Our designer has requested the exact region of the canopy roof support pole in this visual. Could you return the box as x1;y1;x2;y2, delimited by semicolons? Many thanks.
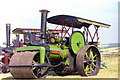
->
84;25;99;43
86;28;93;42
92;25;99;43
61;27;71;40
84;26;88;43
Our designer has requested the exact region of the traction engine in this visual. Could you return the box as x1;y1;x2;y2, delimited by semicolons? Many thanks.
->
8;10;110;79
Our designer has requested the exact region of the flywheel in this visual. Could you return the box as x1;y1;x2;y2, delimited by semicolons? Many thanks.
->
9;51;49;79
76;45;101;76
70;31;85;54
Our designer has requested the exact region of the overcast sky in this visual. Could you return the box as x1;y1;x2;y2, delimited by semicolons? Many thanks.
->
0;0;119;46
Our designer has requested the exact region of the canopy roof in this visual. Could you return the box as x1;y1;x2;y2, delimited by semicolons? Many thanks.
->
47;15;110;28
12;28;40;34
12;28;67;34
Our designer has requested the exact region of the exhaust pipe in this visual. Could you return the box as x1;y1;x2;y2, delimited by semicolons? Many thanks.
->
6;24;11;48
39;10;50;44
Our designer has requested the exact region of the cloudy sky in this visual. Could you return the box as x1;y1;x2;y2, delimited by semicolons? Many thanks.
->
0;0;119;46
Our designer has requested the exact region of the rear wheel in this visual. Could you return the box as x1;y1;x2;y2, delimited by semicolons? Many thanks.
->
76;45;101;76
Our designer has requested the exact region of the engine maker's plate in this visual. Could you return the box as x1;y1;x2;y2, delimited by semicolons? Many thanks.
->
70;31;85;54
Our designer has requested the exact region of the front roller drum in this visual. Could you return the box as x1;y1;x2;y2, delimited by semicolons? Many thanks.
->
76;45;101;76
9;51;49;79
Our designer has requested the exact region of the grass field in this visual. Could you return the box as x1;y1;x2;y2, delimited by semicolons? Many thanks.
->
0;47;119;79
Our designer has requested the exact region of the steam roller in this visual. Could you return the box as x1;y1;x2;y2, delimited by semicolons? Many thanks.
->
7;8;111;79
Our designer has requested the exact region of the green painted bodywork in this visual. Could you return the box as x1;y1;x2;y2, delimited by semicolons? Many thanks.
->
16;45;68;63
65;59;70;65
49;45;68;60
56;37;61;44
16;46;45;63
71;32;85;54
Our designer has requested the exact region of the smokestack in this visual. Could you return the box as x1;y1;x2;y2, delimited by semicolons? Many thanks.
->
39;9;50;43
6;23;11;48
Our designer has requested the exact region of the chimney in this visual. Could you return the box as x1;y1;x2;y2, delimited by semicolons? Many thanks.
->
6;23;11;48
39;9;50;44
